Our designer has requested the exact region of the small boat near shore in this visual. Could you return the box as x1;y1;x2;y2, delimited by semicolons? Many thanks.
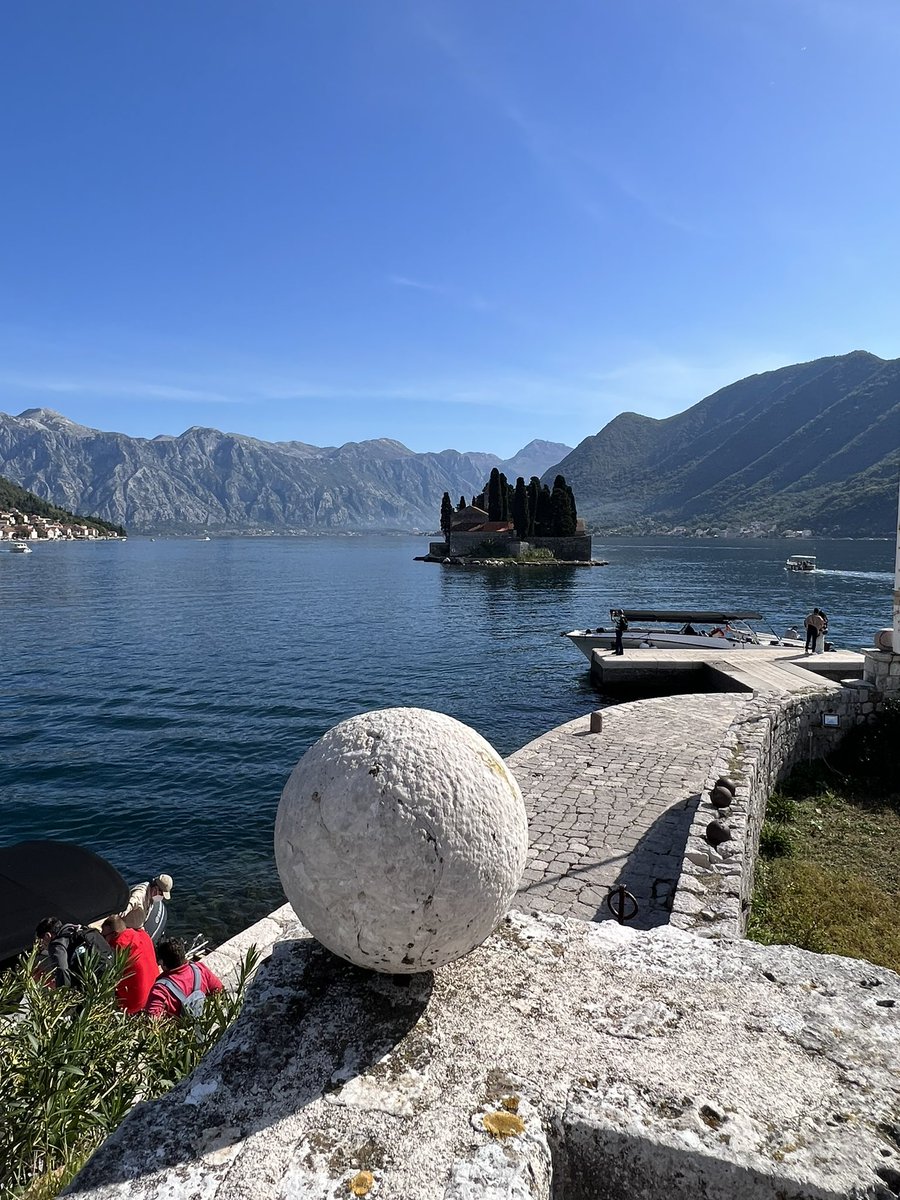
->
563;609;807;662
785;554;816;572
7;541;32;554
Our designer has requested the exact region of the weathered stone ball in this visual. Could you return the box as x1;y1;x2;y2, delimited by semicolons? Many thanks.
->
711;786;734;809
274;707;529;974
714;776;737;795
706;819;732;846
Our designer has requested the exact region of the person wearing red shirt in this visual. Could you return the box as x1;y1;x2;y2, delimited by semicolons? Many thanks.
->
144;937;223;1018
101;915;159;1014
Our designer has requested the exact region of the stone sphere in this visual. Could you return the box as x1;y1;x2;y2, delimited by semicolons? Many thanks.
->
706;819;732;847
710;786;734;810
274;707;529;974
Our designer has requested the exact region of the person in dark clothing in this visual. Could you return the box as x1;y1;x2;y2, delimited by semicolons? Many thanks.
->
35;916;114;989
612;609;628;656
804;608;824;654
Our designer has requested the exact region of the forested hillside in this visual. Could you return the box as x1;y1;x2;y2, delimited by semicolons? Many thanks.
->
551;351;900;536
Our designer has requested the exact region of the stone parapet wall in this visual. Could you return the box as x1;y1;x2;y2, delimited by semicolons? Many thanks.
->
69;911;900;1200
863;647;900;698
670;685;874;937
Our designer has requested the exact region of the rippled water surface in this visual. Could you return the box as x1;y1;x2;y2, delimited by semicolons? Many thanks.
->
1;534;893;942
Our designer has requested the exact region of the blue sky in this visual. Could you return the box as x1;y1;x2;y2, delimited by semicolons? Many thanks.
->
1;1;898;457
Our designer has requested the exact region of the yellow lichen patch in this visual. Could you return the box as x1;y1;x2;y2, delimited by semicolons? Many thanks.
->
349;1170;375;1196
476;749;508;779
500;1095;520;1113
483;1111;526;1139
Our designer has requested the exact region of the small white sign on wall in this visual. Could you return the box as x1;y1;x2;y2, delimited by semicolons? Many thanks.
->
822;713;840;728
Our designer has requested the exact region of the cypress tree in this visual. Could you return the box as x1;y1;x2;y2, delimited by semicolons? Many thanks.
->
537;484;552;535
440;492;454;536
499;472;510;521
527;477;541;536
550;475;577;536
487;468;502;521
512;477;529;538
457;495;466;511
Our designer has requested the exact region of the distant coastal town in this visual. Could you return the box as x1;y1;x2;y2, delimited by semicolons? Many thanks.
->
0;507;126;543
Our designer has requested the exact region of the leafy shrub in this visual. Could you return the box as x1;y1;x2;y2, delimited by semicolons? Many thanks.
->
0;945;260;1199
765;792;797;825
758;821;793;859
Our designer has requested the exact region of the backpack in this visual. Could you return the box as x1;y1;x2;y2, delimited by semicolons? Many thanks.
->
64;925;116;982
159;964;206;1017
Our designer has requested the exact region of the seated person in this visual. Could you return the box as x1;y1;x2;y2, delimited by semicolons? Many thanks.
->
101;915;159;1014
144;938;223;1019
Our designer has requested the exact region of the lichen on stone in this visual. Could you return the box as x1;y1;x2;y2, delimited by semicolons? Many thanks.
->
348;1168;375;1195
482;1110;526;1139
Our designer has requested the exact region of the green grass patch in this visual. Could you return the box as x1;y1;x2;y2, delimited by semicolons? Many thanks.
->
748;702;900;973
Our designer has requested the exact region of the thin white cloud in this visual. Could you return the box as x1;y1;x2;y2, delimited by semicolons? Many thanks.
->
389;274;448;294
388;273;494;313
0;372;237;405
416;5;707;237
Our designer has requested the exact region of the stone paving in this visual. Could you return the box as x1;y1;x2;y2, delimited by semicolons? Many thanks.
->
509;694;750;929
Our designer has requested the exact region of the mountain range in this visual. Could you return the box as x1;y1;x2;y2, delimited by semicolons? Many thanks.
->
0;409;570;533
1;350;898;536
555;350;900;536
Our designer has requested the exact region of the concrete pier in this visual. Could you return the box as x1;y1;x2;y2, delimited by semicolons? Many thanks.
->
590;644;865;695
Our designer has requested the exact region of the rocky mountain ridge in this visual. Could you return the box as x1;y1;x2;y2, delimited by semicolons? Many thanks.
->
0;409;571;533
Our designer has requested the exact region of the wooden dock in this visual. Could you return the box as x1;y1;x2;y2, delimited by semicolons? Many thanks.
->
590;645;866;696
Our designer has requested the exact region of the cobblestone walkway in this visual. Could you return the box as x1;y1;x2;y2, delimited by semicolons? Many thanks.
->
509;694;749;929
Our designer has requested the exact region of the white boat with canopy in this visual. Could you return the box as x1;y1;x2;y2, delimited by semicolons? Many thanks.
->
785;554;816;572
563;609;806;662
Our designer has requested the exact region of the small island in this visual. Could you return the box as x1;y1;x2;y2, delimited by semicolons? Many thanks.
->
419;470;607;566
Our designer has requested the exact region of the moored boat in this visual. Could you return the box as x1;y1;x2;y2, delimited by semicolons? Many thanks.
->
563;609;806;662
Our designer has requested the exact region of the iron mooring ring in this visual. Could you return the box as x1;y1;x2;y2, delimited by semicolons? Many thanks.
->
605;884;639;925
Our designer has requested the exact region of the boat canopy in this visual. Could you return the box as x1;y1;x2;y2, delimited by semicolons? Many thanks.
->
618;610;764;624
786;555;816;562
0;840;129;962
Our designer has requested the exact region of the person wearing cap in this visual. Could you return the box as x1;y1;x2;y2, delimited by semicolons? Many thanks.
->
121;874;173;931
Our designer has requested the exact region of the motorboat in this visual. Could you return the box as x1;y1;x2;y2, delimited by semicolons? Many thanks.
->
785;554;816;572
563;609;806;662
8;540;32;553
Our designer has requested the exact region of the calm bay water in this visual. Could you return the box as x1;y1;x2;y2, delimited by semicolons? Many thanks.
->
1;533;893;943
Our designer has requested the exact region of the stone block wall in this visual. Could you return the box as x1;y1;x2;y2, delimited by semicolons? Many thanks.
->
863;647;900;699
527;534;593;561
443;531;594;560
669;686;874;937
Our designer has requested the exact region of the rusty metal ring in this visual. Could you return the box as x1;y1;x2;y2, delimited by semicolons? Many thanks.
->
605;885;639;924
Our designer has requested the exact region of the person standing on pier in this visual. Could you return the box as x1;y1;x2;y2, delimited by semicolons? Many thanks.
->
612;609;628;656
804;608;824;654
